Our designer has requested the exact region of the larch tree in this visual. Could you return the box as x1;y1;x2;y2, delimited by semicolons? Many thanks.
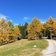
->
27;17;43;40
52;22;56;36
14;25;21;40
44;16;55;28
0;18;9;44
44;16;55;39
7;20;14;29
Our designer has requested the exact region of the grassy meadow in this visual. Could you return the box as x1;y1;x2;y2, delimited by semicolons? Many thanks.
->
0;39;48;56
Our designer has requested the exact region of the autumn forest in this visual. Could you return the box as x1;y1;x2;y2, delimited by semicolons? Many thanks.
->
0;16;56;45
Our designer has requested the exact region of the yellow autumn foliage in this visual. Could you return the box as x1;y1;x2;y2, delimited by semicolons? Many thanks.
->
27;17;43;40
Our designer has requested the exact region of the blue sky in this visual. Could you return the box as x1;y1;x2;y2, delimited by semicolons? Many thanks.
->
0;0;56;25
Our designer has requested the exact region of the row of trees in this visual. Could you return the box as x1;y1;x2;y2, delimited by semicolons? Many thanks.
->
0;16;56;45
19;16;56;40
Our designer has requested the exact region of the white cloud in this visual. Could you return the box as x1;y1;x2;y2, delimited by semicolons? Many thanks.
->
0;14;7;20
41;21;45;24
14;24;19;26
23;17;28;20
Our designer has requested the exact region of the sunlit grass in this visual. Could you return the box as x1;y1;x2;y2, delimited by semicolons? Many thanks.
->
0;39;48;56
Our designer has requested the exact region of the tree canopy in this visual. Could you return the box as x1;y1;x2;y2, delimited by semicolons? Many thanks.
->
27;17;43;40
0;16;56;45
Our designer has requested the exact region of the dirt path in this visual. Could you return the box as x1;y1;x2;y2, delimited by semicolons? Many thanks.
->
42;39;56;56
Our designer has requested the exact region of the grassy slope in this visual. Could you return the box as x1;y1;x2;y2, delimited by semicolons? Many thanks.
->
0;39;48;56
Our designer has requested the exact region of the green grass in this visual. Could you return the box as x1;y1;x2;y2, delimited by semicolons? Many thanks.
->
0;39;48;56
25;40;48;49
